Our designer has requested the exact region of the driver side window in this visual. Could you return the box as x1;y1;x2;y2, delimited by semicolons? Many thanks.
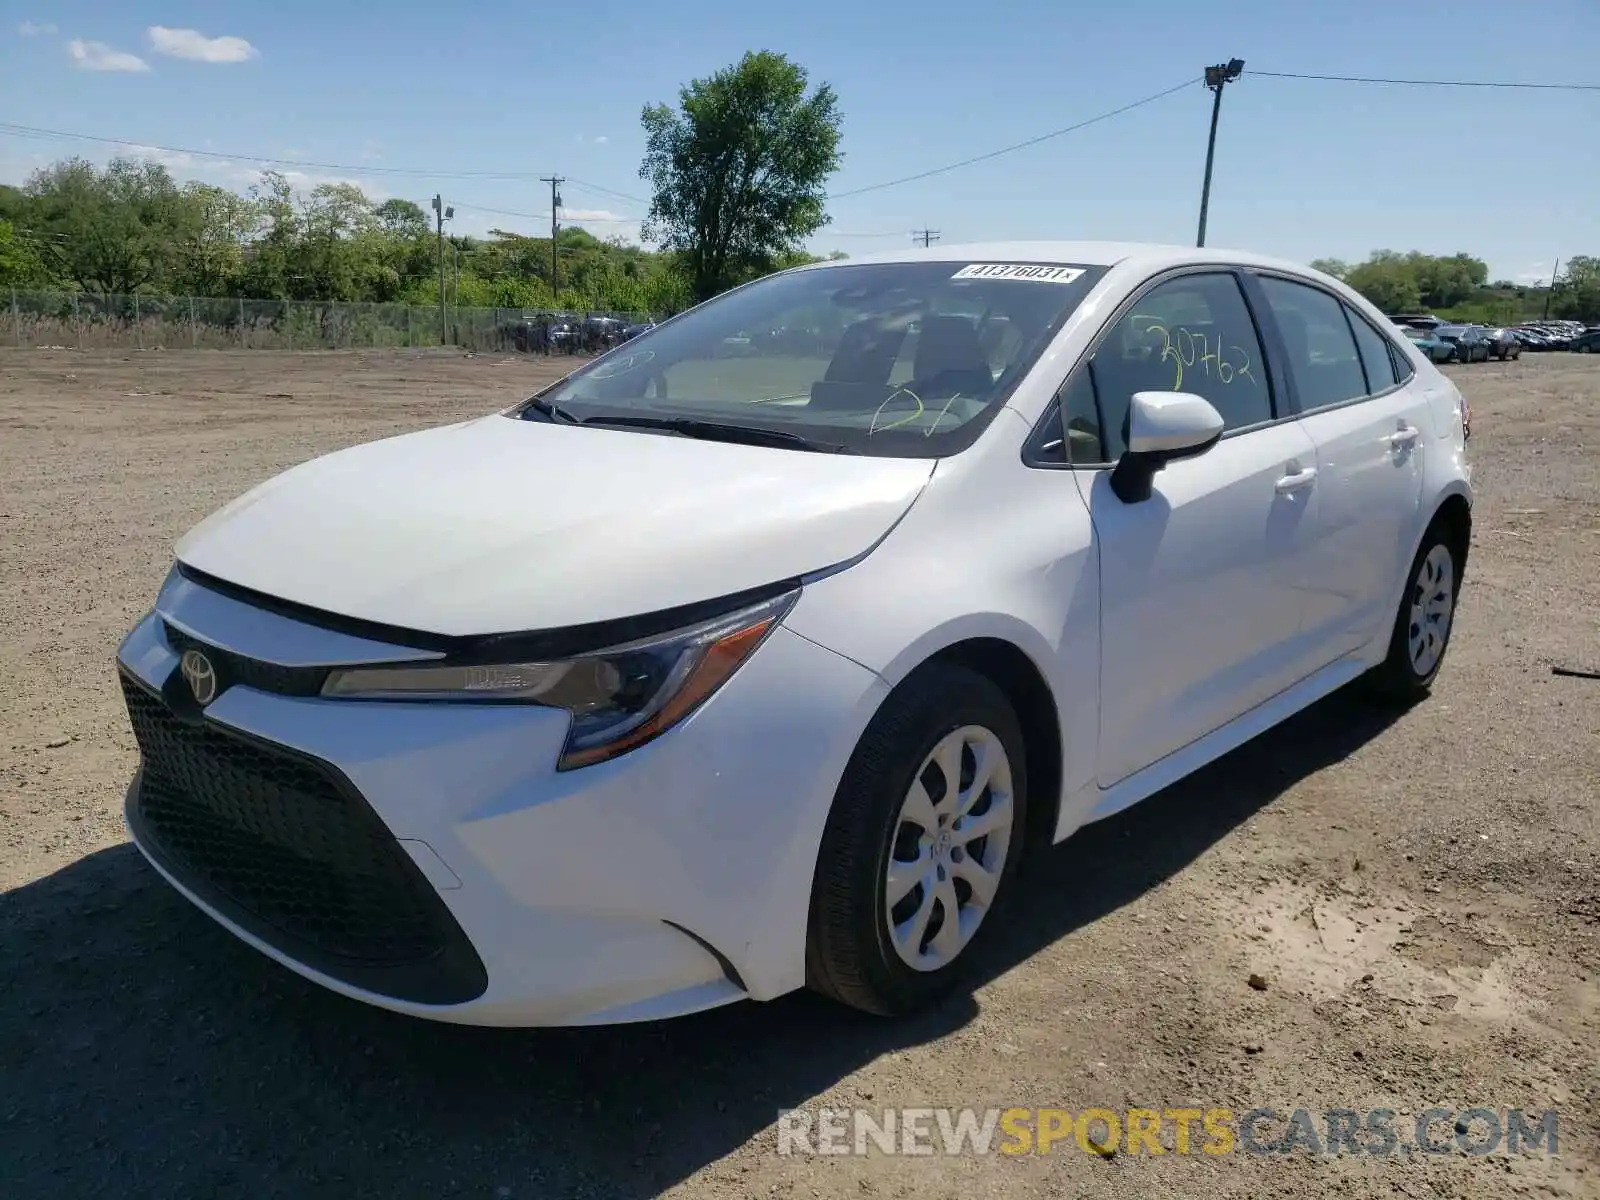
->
1072;273;1272;462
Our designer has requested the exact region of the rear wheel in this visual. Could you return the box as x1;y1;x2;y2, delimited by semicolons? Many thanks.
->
1368;524;1460;699
806;662;1029;1016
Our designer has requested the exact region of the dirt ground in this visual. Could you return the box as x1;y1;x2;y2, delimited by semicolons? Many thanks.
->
1;347;1596;1200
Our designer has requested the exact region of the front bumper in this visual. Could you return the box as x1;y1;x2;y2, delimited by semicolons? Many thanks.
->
115;575;888;1026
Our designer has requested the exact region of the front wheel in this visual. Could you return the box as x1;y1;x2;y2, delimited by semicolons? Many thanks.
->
1368;524;1460;699
806;662;1029;1016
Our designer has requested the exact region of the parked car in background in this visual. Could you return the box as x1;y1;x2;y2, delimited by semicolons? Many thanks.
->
1389;313;1443;330
583;316;629;349
1401;326;1454;363
1572;327;1600;353
1433;325;1491;363
113;241;1473;1027
1482;328;1522;361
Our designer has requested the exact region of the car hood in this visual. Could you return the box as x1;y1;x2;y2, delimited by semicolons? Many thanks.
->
175;413;935;637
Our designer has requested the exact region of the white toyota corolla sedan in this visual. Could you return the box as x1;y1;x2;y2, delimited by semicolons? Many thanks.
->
116;242;1472;1026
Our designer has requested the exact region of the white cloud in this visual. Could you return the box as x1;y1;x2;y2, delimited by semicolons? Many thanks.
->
562;207;626;222
19;20;58;35
68;40;152;72
1515;261;1557;286
117;143;196;170
595;135;609;145
147;25;258;63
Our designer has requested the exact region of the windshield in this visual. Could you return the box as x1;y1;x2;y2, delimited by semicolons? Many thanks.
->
512;259;1108;457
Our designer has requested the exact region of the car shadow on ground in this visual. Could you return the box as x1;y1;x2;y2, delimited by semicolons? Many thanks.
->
0;687;1409;1200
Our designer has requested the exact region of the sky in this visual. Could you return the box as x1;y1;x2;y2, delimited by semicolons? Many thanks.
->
2;0;1597;284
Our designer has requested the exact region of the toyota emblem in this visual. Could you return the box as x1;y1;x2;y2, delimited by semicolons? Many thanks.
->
179;648;218;706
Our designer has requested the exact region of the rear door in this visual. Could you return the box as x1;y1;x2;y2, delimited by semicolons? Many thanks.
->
1245;273;1427;661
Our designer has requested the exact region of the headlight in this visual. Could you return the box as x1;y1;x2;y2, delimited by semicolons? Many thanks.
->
320;588;799;770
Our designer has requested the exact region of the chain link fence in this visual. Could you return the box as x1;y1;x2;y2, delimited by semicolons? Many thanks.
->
6;289;660;356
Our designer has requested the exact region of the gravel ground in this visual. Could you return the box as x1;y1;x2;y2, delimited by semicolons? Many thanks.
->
1;348;1596;1200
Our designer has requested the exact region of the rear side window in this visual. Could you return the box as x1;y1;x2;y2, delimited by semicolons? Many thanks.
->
1346;307;1400;393
1256;276;1368;411
1389;338;1417;383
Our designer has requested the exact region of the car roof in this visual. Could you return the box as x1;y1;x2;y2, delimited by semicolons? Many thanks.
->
798;239;1333;278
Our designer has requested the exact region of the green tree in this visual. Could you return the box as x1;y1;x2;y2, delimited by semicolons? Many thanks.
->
639;50;843;302
0;217;49;286
1408;251;1487;308
23;157;189;293
374;198;430;239
1344;256;1422;313
1553;256;1600;322
1309;257;1349;280
169;182;259;296
238;171;301;298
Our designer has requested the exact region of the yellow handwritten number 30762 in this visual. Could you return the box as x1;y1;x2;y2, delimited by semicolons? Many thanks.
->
1135;320;1256;392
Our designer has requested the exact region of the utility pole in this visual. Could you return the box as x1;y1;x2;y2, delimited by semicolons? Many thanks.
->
1195;58;1245;248
431;194;453;343
1543;256;1561;320
912;228;940;248
541;175;565;295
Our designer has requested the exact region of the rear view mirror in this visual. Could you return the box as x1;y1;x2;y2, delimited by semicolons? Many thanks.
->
1110;391;1225;503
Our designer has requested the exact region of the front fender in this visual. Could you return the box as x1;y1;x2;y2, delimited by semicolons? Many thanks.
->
786;426;1101;812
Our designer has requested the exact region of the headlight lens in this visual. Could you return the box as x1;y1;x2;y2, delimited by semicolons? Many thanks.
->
320;588;799;770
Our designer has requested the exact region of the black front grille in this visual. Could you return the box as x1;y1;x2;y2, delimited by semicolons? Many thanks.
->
121;671;487;1004
163;623;329;697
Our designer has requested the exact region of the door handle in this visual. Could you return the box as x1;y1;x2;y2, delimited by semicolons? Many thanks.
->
1275;466;1317;494
1388;424;1420;447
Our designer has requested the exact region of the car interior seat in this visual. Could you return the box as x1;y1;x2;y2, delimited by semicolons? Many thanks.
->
907;314;995;399
809;317;910;410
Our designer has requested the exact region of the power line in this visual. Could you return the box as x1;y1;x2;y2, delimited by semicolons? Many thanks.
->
561;175;647;206
825;79;1196;199
451;201;633;224
911;228;940;248
1252;69;1600;91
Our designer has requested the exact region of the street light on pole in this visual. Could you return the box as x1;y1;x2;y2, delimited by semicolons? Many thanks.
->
1196;58;1244;249
431;195;453;344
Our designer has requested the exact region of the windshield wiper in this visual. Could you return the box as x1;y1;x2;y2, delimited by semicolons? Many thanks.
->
580;414;854;454
521;396;582;423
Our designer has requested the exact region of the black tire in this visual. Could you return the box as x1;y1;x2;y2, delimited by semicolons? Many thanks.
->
1367;521;1461;700
806;661;1029;1016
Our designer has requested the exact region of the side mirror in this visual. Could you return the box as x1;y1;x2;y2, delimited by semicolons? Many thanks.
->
1109;391;1225;504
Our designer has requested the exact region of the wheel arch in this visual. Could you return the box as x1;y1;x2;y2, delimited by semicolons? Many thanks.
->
873;632;1065;859
1430;487;1473;580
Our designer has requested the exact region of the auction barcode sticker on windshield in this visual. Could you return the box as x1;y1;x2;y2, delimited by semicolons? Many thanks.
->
951;263;1085;284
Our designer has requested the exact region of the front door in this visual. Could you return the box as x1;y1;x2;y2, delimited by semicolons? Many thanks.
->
1065;270;1324;786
